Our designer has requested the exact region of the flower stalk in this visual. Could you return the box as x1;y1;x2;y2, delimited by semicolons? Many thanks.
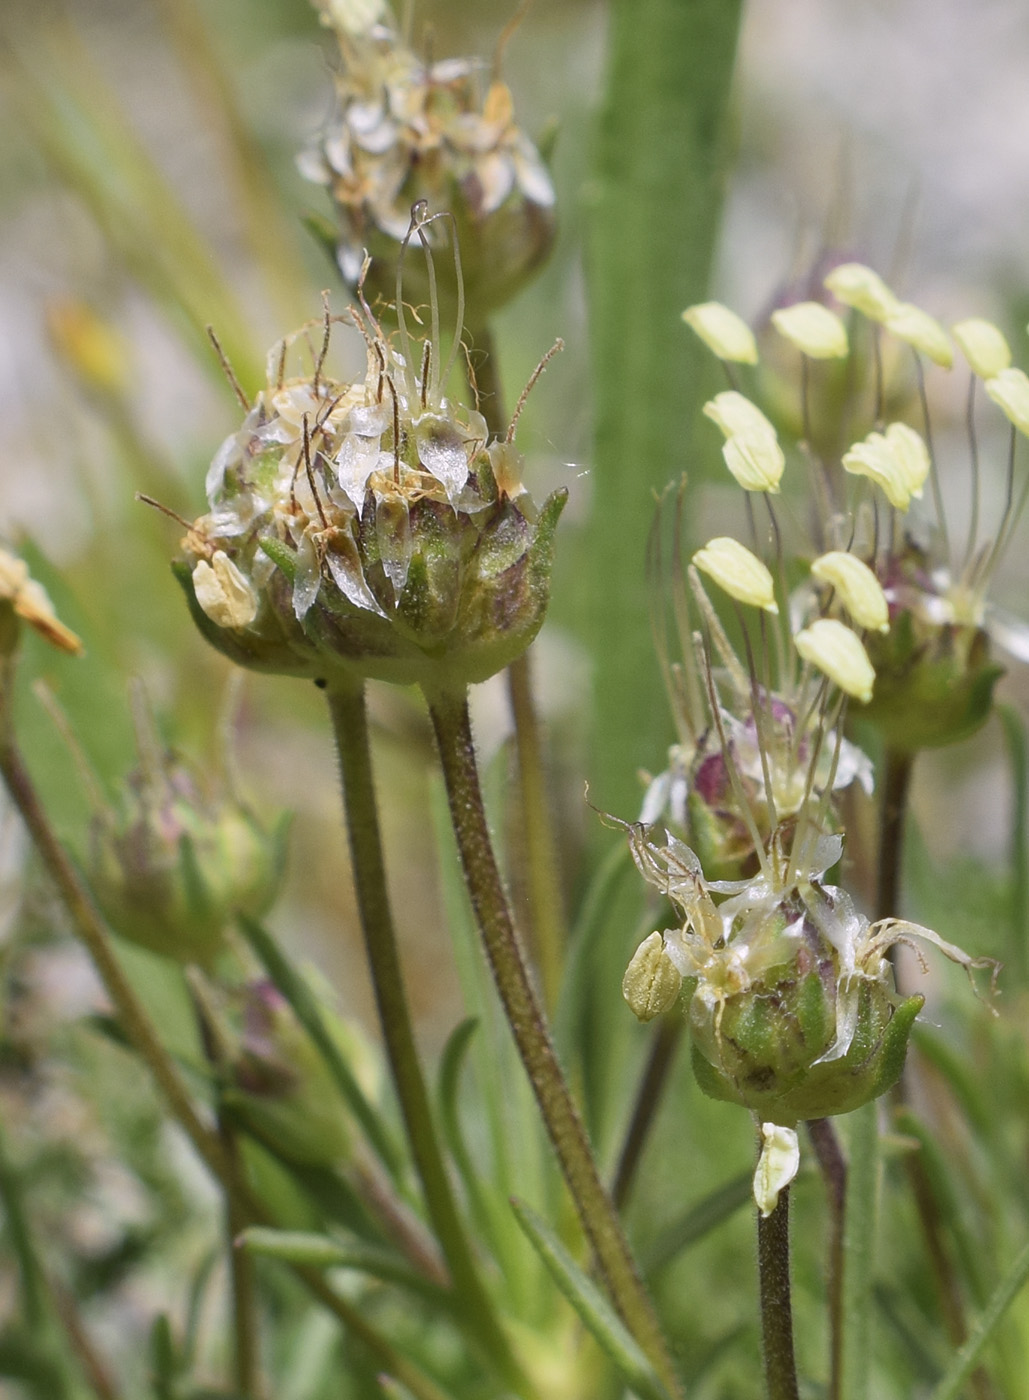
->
467;318;568;1010
325;676;527;1395
423;680;681;1398
758;1185;800;1400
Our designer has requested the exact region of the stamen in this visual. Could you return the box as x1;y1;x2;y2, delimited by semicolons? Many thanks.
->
206;327;250;410
302;415;329;529
696;626;770;880
313;290;332;397
963;371;982;572
395;204;427;403
734;599;778;834
506;340;564;443
688;565;749;699
420;339;432;408
913;348;950;562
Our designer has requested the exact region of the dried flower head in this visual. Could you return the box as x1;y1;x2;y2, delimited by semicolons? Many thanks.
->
300;0;555;320
179;216;565;690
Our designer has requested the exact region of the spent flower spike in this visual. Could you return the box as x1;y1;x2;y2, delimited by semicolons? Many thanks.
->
179;213;565;690
300;0;555;319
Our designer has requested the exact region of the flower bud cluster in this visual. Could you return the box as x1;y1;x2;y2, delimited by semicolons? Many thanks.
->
300;0;555;319
181;274;565;691
89;696;286;968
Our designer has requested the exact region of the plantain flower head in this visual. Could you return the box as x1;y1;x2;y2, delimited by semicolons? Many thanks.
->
300;0;555;321
180;222;565;691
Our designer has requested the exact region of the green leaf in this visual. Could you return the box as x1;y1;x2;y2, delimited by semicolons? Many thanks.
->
643;1171;753;1276
510;1197;675;1400
436;1018;508;1260
583;0;745;821
237;1228;448;1305
929;1237;1029;1400
238;913;403;1177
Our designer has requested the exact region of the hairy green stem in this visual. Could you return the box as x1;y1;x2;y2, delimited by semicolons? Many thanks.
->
612;1017;682;1211
424;682;681;1399
220;1118;261;1397
0;660;458;1400
758;1187;800;1400
325;677;527;1395
468;320;568;1009
807;1117;846;1400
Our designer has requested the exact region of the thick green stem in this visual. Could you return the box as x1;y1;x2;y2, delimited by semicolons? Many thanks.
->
758;1188;800;1400
424;682;681;1399
807;1117;846;1400
325;677;526;1395
220;1118;261;1397
467;320;568;1009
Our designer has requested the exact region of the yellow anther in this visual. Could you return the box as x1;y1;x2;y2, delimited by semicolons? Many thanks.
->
811;552;889;633
885;303;954;368
824;263;898;322
985;367;1029;436
682;302;758;364
771;302;848;359
794;618;875;703
952;318;1012;378
693;536;778;613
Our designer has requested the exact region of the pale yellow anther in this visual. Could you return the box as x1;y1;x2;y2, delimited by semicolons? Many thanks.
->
952;318;1011;378
842;430;913;511
753;1124;800;1218
811;552;890;633
885;422;931;500
703;390;776;440
824;263;898;322
885;303;954;368
770;302;848;359
682;302;758;364
622;932;683;1023
722;432;785;494
984;367;1029;436
192;551;259;629
794;618;875;703
692;537;778;613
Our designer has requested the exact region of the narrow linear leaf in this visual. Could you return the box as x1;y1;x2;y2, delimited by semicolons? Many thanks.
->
929;1237;1029;1400
510;1197;675;1400
238;913;403;1177
643;1172;753;1276
237;1228;446;1305
437;1018;512;1264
